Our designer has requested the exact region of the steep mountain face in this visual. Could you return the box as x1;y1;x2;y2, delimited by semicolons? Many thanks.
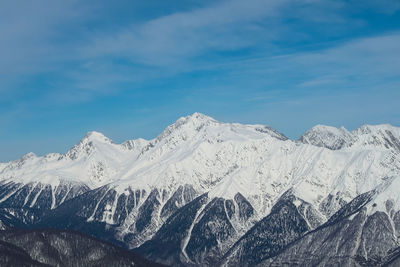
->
136;192;256;266
0;229;164;267
0;113;399;266
0;131;147;228
0;180;89;225
221;193;322;267
28;113;293;249
298;123;400;152
36;184;199;249
352;124;400;152
261;177;400;266
298;125;355;150
0;131;147;189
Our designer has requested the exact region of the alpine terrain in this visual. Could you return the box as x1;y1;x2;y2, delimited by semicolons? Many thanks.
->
1;112;399;266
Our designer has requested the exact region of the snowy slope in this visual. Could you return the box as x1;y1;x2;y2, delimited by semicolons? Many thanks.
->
298;124;355;150
365;175;400;215
106;115;400;220
114;113;288;193
260;175;400;267
0;131;148;213
4;113;398;203
132;121;400;264
117;116;400;256
351;124;400;151
299;123;400;152
0;131;147;188
0;113;399;259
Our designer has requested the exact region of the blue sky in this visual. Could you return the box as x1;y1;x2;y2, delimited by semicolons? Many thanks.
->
1;0;400;161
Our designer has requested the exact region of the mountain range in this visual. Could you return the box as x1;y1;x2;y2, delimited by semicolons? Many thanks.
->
1;112;399;266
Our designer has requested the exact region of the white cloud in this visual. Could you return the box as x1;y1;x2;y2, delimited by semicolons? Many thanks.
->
1;0;399;102
0;0;87;77
82;0;288;66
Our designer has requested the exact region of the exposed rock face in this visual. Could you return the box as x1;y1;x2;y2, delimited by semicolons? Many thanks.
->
261;209;400;266
259;184;400;267
222;197;310;267
0;180;89;226
135;192;258;266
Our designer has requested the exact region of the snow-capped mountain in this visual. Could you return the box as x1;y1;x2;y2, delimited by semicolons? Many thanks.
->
0;130;148;216
258;175;400;266
298;123;400;152
1;131;146;188
298;124;355;150
0;113;399;266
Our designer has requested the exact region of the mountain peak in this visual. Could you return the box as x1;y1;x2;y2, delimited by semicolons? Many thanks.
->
122;138;149;150
353;124;396;134
311;124;347;132
82;131;112;144
65;131;114;160
154;113;218;143
351;123;400;151
299;123;400;152
190;112;215;120
21;152;37;160
176;112;218;127
298;124;354;150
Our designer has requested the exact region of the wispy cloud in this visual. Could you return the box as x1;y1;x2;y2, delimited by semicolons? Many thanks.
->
221;32;400;87
0;0;87;76
81;0;288;66
2;0;398;102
